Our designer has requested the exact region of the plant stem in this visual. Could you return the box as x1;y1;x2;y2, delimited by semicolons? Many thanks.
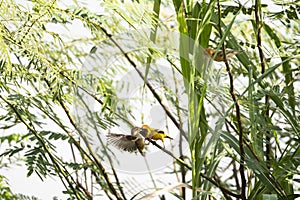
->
254;0;271;170
217;1;246;199
99;26;185;137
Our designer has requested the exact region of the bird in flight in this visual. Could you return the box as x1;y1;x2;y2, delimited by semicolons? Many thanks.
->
106;125;173;155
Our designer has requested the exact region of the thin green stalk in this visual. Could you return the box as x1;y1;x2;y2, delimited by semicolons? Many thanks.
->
144;0;161;83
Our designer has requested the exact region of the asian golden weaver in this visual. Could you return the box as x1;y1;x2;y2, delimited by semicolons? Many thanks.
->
140;124;173;148
106;125;173;155
204;48;243;62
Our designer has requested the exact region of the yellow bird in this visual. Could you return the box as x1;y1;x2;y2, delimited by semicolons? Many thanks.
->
106;125;173;155
106;127;145;155
140;125;173;148
204;48;243;62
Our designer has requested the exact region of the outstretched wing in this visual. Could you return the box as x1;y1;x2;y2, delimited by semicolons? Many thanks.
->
107;133;142;152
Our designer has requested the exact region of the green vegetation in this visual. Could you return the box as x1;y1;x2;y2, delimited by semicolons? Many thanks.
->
0;0;299;199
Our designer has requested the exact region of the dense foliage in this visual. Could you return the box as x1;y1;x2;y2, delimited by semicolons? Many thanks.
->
0;0;299;199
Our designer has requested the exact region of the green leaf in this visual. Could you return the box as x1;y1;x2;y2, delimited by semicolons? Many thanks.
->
263;23;281;48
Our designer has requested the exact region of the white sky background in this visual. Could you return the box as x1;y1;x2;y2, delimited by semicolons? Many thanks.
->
1;0;298;199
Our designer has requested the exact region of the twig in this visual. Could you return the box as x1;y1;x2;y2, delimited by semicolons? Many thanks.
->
140;183;206;200
76;180;93;200
232;160;241;192
172;65;186;199
42;78;122;200
216;1;246;199
147;138;241;199
254;0;266;74
145;138;191;170
200;173;241;199
98;26;185;136
254;0;271;170
0;95;82;200
59;101;123;200
77;92;127;200
214;174;233;200
59;70;135;128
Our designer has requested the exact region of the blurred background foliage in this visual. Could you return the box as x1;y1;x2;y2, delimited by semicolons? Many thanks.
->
0;0;299;199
